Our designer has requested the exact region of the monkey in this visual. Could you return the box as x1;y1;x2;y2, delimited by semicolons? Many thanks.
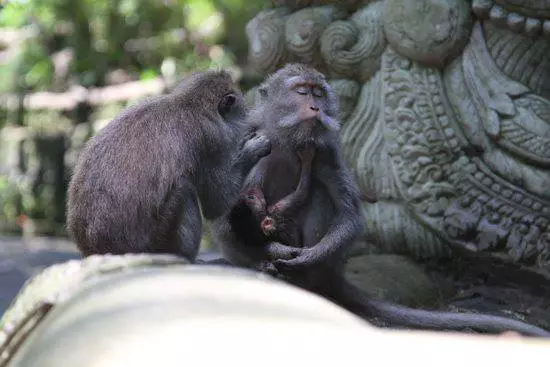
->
226;142;315;275
230;142;315;247
66;70;271;262
209;63;550;337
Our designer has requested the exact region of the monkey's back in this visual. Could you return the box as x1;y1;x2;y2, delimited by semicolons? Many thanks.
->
67;97;196;255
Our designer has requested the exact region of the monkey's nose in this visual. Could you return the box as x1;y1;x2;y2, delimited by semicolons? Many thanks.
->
309;105;319;112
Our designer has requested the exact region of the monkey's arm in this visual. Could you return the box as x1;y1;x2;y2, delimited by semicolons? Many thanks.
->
268;146;314;218
274;147;364;269
200;132;271;220
231;131;271;177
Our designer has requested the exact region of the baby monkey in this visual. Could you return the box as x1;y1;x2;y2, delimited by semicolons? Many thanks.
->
229;142;315;273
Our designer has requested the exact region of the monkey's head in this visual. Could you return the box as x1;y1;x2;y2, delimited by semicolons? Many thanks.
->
251;63;340;147
243;188;267;218
172;69;247;134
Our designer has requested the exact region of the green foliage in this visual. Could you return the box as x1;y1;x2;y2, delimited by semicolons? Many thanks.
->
0;0;270;235
0;175;21;223
0;1;28;28
0;0;269;92
139;68;159;81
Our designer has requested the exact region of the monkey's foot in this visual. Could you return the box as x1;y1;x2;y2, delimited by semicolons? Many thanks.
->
257;261;279;276
265;242;301;260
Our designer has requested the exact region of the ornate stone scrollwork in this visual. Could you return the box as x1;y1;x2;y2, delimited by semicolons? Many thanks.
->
320;1;386;82
285;6;347;70
383;0;473;67
247;7;293;74
246;0;550;273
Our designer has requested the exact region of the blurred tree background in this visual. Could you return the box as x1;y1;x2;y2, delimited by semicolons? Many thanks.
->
0;0;269;240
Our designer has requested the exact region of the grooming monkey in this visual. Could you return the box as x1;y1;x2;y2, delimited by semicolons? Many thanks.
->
211;63;550;337
67;70;271;262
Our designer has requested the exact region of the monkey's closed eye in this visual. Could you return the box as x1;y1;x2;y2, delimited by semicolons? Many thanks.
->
295;86;309;95
218;94;237;116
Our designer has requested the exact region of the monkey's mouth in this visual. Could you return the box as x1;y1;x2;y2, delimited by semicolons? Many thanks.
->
261;217;276;235
299;117;319;129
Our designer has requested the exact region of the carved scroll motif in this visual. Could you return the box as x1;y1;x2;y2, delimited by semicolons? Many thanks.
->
247;7;293;74
320;1;386;82
285;5;347;71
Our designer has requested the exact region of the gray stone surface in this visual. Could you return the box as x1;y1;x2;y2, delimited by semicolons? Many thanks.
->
0;236;80;314
0;236;224;316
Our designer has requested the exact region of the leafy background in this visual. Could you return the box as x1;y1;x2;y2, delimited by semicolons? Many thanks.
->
0;0;269;240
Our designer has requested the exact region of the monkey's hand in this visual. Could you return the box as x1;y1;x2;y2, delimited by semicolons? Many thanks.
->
257;261;279;276
234;132;271;174
242;131;271;158
273;247;323;270
265;242;301;260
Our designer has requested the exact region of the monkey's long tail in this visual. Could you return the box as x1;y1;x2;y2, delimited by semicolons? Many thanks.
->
338;281;550;337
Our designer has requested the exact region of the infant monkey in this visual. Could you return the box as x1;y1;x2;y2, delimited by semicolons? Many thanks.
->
228;142;315;273
232;142;315;247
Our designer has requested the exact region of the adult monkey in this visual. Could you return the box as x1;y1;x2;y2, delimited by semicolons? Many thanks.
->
67;70;271;262
211;64;550;337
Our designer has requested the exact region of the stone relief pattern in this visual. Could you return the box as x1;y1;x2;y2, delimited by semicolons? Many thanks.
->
320;2;387;82
246;7;293;74
381;48;465;257
246;0;550;270
472;0;550;39
285;6;347;71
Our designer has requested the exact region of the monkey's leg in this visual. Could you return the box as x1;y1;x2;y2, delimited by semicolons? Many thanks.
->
175;187;203;262
323;274;550;337
267;145;314;219
195;257;235;266
274;157;363;269
153;181;202;261
265;242;301;260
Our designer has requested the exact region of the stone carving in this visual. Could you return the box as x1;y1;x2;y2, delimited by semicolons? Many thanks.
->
285;6;347;70
320;1;386;82
383;0;473;67
270;0;374;12
245;0;550;273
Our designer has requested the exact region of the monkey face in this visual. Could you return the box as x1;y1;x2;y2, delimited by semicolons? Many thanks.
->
244;188;267;215
254;64;341;143
278;77;339;132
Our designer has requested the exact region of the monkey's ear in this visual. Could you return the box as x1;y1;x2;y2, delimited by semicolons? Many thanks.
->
218;93;237;116
258;87;268;99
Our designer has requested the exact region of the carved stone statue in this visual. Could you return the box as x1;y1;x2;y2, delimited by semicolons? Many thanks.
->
246;0;550;276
